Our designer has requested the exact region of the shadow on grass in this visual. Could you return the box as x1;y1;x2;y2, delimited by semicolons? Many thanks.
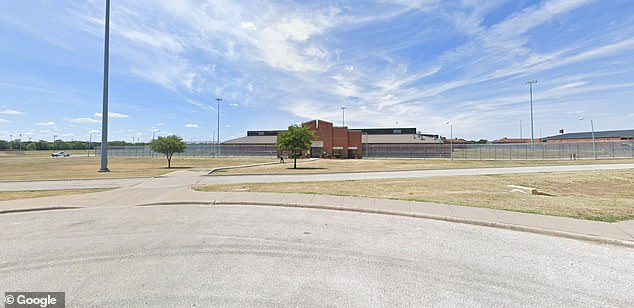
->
286;167;328;170
160;166;194;169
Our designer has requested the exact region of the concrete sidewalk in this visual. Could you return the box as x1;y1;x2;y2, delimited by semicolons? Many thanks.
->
2;163;633;190
1;183;633;248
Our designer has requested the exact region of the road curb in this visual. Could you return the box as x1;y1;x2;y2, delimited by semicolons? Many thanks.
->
134;200;634;249
207;159;320;175
0;206;82;214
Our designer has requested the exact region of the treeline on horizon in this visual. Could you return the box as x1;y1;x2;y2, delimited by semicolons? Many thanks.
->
0;140;147;151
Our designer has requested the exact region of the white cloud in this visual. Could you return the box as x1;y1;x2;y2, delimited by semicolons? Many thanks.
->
94;112;130;118
0;109;25;115
37;121;56;126
185;124;199;128
68;117;100;124
0;118;9;123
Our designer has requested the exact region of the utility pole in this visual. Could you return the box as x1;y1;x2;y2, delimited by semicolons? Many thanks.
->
99;0;111;172
526;80;538;150
341;106;347;126
215;98;222;157
579;118;597;160
446;122;453;160
215;98;222;144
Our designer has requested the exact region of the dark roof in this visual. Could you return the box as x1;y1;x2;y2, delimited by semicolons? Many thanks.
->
356;128;417;135
247;130;281;136
543;129;634;140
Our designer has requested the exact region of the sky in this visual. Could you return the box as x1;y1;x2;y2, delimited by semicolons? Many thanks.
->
1;0;633;143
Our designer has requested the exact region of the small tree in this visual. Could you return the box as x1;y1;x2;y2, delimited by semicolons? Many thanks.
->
150;135;187;168
277;124;315;169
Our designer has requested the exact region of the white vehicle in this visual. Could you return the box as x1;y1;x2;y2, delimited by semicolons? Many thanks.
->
51;151;71;157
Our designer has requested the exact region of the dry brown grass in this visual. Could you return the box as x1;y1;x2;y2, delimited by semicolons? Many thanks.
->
195;169;634;222
0;156;276;180
217;158;634;175
0;188;114;202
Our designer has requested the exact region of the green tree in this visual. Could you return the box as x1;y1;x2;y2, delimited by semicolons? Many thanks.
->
277;124;315;169
149;135;187;168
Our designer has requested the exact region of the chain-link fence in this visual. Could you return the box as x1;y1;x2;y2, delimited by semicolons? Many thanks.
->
365;140;634;159
96;143;278;158
95;140;634;160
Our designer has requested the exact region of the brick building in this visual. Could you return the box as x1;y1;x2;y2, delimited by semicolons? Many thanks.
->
223;119;444;158
303;119;362;158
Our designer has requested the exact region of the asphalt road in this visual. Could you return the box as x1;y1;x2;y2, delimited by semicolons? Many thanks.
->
1;205;633;306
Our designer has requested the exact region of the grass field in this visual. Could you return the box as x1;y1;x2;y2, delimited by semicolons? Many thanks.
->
216;157;634;175
0;188;114;202
0;155;276;180
194;169;634;222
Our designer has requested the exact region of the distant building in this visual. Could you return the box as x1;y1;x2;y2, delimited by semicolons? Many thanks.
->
493;138;541;144
542;129;634;143
223;119;445;158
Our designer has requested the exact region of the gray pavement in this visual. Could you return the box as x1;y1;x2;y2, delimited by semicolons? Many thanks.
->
0;164;633;247
2;205;633;306
0;177;146;191
2;163;634;190
200;162;634;184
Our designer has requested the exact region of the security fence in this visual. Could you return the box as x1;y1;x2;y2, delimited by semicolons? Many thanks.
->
362;140;634;159
95;140;634;160
97;143;278;158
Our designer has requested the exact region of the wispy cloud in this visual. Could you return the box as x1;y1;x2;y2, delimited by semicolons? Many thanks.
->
36;121;55;126
185;123;199;128
94;112;130;118
0;109;25;115
0;118;9;123
67;117;100;124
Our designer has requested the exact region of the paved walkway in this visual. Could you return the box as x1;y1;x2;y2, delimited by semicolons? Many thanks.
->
1;164;634;247
2;163;634;190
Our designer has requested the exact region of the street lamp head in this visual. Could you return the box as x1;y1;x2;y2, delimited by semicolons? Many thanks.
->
526;80;538;85
578;117;584;121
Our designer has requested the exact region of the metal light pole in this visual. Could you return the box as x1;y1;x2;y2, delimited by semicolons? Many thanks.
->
215;98;222;145
151;130;159;158
9;134;12;150
19;133;22;151
446;122;453;160
88;133;95;157
341;106;347;126
215;98;222;157
579;118;597;160
98;0;111;172
526;80;538;150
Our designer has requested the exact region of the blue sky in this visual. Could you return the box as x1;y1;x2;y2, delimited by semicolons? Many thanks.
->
1;0;633;142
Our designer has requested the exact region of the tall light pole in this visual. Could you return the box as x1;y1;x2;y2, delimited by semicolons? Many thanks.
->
446;121;453;160
341;106;347;126
9;134;12;150
520;120;523;140
215;98;222;157
19;133;22;151
89;132;99;157
98;0;111;172
579;118;597;160
526;80;538;150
